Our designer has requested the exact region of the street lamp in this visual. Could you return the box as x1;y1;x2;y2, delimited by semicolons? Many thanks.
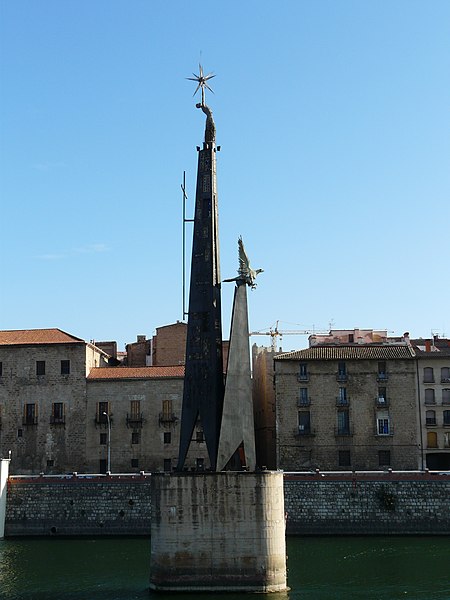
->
102;412;111;473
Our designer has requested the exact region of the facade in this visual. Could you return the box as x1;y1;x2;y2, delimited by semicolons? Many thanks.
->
0;329;108;474
274;342;420;471
86;365;209;473
411;337;450;470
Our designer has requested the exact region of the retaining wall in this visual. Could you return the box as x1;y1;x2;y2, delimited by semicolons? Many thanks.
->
4;471;450;537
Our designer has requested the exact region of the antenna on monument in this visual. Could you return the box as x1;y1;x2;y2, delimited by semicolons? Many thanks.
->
181;170;193;321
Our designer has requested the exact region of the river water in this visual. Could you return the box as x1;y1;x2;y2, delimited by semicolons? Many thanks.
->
0;536;449;600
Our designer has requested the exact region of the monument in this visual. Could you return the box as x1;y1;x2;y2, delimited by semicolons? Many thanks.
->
149;66;287;593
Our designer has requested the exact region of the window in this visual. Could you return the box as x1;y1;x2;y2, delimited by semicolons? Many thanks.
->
99;459;107;474
23;403;37;425
160;399;174;423
298;411;311;435
377;412;390;435
337;410;350;435
97;401;109;423
47;459;54;467
163;458;172;472
131;458;139;469
348;334;354;343
378;450;391;467
51;402;65;424
36;361;45;376
378;388;387;405
423;367;434;383
425;389;435;405
100;433;107;445
443;410;450;426
130;400;140;418
196;430;204;443
426;410;436;426
442;389;450;405
338;450;351;467
441;367;450;383
298;387;309;406
196;457;205;470
60;360;70;375
337;387;348;406
444;432;450;448
164;432;171;444
132;432;140;444
298;363;308;381
337;361;347;379
0;362;2;376
377;361;387;380
17;428;23;438
427;431;438;448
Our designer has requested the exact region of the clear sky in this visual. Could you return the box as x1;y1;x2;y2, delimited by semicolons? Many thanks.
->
1;1;449;351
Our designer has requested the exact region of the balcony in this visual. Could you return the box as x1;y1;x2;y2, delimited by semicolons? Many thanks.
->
376;396;389;408
22;416;38;426
50;415;65;425
336;397;349;407
295;426;315;437
426;418;437;426
159;412;178;426
297;373;309;382
336;372;348;383
377;372;389;382
297;398;311;407
441;377;450;384
334;425;353;436
126;412;143;428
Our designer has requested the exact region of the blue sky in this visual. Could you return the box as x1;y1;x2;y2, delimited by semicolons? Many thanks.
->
1;1;449;351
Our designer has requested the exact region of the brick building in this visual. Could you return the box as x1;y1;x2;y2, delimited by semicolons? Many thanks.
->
273;341;420;471
411;336;450;470
0;329;108;474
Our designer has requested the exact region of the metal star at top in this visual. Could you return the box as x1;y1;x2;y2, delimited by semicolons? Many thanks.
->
187;64;215;105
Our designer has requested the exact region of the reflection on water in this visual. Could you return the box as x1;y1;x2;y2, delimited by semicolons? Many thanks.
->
0;536;449;600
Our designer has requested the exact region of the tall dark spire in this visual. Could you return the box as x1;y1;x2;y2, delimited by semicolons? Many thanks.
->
177;67;224;471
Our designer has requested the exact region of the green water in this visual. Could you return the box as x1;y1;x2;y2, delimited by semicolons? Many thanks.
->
0;537;449;599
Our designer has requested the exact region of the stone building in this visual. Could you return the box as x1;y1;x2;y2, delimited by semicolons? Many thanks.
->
86;365;209;473
273;342;420;471
411;336;450;470
252;344;277;469
0;329;108;474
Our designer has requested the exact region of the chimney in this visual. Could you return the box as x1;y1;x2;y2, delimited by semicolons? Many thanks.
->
403;332;410;345
425;340;431;352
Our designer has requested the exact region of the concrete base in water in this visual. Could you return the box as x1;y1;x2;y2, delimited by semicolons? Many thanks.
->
149;471;287;592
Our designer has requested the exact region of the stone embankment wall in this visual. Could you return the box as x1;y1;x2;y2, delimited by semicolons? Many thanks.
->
4;471;450;537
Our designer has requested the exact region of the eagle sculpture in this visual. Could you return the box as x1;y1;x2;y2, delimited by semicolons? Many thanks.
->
224;236;264;289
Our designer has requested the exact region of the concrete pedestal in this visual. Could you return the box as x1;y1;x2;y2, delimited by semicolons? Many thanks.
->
149;471;287;592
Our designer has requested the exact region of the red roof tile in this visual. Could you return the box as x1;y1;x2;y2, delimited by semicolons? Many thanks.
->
88;366;185;380
275;344;415;361
0;328;84;346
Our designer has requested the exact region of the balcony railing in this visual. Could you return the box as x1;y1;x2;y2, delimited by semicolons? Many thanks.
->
336;372;348;382
336;397;349;407
50;415;65;425
159;412;178;426
297;398;311;407
441;377;450;384
126;412;143;427
377;372;389;382
335;426;353;436
297;373;309;382
295;426;315;436
22;416;38;426
376;396;389;407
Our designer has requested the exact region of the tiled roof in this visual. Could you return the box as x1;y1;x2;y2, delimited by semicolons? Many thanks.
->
88;366;185;380
275;344;415;361
0;328;84;346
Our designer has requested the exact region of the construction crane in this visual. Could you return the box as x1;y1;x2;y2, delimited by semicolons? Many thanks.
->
249;321;329;352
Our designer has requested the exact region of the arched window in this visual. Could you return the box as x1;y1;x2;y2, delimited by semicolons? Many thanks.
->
427;431;438;448
425;389;435;404
443;410;450;426
423;367;434;383
426;410;436;425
